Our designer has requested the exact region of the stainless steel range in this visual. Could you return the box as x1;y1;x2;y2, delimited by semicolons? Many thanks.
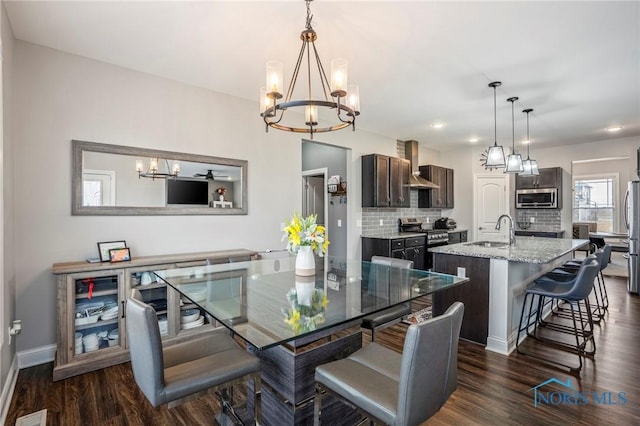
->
399;218;449;270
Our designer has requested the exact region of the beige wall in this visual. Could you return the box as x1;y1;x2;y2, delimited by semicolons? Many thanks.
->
10;40;396;354
1;0;16;417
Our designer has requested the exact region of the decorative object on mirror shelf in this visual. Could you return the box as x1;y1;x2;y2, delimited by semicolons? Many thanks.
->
135;157;180;180
215;186;227;202
97;240;127;262
282;280;328;334
109;247;131;263
519;108;540;176
485;81;506;168
282;211;329;276
504;97;524;173
259;0;360;139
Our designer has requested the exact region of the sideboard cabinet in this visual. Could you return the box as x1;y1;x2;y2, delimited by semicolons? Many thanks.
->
52;248;256;380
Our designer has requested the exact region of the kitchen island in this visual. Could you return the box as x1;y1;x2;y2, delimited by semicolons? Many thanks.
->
430;237;589;355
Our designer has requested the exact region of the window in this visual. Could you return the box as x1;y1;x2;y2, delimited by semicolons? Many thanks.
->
573;175;617;232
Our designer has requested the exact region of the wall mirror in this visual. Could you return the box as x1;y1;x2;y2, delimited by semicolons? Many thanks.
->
72;140;248;215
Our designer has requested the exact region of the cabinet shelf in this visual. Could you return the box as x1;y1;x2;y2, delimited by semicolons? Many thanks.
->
75;289;118;300
75;317;119;332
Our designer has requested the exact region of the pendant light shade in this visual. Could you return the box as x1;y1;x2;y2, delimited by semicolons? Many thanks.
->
504;97;524;174
519;108;540;176
486;81;506;168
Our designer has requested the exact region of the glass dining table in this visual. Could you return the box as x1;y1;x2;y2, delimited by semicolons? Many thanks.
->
152;255;468;425
152;255;468;350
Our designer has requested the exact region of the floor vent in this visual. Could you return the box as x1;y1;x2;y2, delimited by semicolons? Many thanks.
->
15;409;47;426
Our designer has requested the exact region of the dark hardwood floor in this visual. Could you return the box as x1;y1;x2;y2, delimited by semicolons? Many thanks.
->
6;276;639;425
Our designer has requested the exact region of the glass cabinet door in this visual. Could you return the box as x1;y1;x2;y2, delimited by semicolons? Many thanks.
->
71;269;125;359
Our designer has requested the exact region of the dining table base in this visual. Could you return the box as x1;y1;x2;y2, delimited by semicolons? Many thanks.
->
246;326;363;425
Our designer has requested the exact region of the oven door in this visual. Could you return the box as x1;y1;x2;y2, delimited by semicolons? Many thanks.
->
426;241;449;271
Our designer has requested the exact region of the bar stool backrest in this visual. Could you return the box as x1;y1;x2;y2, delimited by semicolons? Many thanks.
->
595;245;612;271
567;257;600;301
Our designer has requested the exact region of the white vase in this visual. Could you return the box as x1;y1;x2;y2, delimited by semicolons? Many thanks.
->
295;245;315;276
219;195;224;202
295;275;315;306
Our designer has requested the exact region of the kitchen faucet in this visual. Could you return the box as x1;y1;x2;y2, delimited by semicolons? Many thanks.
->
496;214;516;245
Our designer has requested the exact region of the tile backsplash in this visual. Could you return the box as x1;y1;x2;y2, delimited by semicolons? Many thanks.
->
362;191;442;233
515;209;562;231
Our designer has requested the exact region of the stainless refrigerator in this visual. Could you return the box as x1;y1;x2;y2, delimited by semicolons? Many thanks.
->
626;180;640;294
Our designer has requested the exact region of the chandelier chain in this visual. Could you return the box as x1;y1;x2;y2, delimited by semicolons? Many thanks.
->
305;0;313;30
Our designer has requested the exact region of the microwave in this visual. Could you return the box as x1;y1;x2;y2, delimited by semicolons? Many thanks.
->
516;188;558;209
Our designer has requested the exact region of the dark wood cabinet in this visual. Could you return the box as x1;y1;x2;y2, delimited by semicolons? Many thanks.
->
362;154;410;207
362;235;426;270
516;167;562;189
417;165;454;208
432;253;489;344
514;230;565;238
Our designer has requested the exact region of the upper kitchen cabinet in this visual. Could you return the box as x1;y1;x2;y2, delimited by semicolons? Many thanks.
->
362;154;410;207
516;167;562;189
418;165;454;208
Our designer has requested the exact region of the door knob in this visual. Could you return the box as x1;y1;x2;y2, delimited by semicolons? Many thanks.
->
478;227;485;230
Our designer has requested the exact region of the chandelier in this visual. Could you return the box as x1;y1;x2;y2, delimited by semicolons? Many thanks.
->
259;0;360;139
135;158;180;180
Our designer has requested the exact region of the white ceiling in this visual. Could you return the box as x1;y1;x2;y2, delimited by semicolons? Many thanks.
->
5;1;639;152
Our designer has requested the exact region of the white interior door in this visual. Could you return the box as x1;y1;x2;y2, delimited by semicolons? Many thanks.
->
82;169;116;206
302;172;326;226
474;174;508;241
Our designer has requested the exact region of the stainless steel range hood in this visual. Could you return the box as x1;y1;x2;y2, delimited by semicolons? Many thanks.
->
403;140;439;189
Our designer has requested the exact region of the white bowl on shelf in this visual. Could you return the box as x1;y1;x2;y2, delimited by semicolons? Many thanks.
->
181;316;205;330
180;309;200;324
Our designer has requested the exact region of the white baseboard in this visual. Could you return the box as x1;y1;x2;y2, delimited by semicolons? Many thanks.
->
0;355;18;426
17;344;56;369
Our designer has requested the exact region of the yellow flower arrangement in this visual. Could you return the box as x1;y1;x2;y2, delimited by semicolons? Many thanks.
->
282;287;329;334
282;212;330;256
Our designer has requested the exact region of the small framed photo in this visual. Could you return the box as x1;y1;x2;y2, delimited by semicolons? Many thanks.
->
109;247;131;263
97;240;127;262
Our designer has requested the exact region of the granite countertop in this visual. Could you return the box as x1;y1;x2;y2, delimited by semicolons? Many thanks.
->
361;231;426;239
430;237;589;264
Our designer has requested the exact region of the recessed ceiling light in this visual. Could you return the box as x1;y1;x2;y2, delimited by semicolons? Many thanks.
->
607;126;622;132
431;122;444;129
522;139;530;145
468;138;478;143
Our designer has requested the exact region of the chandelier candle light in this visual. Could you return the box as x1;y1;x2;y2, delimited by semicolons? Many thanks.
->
282;212;329;276
486;81;506;167
520;108;540;176
135;158;180;180
260;0;360;139
504;97;524;174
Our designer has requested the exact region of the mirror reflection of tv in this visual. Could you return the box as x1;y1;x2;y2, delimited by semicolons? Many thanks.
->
166;179;209;206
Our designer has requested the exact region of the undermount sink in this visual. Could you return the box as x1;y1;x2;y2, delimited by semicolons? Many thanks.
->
465;241;510;248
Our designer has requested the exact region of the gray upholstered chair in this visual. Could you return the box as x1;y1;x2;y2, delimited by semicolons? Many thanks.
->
314;301;464;426
126;289;261;420
361;256;414;341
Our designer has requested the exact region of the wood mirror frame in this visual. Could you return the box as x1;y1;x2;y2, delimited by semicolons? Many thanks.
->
72;140;248;215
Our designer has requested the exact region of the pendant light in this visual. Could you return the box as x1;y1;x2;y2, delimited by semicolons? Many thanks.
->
486;81;505;167
504;97;524;173
520;108;540;176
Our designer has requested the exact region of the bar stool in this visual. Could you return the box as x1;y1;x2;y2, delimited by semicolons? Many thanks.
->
516;257;599;374
543;245;611;320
